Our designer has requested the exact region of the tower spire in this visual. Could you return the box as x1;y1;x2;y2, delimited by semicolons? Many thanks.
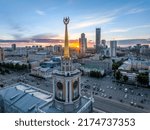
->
63;17;70;58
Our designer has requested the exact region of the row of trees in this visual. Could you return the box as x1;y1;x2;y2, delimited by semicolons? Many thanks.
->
0;62;30;72
89;70;103;78
114;71;129;82
137;73;149;86
114;70;149;86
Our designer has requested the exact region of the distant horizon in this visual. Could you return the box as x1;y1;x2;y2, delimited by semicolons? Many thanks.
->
0;38;150;48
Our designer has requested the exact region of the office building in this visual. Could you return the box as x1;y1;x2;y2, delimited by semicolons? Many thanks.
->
101;39;106;47
0;47;4;62
96;28;101;53
79;33;87;54
110;40;117;57
12;44;16;51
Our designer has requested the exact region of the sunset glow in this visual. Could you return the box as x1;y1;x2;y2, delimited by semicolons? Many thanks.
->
69;42;79;48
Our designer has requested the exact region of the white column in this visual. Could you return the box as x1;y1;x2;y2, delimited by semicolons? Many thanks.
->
79;76;81;96
69;80;72;103
52;78;55;98
65;81;68;103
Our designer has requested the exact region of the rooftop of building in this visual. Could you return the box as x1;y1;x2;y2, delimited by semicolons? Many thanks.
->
0;82;92;113
81;64;104;72
32;67;52;72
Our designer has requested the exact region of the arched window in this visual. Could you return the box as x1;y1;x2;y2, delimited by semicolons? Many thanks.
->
57;82;63;90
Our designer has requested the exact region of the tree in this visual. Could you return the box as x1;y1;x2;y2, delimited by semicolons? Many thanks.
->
9;63;15;70
112;63;119;71
90;70;102;78
22;64;27;69
115;71;122;80
15;63;21;70
112;61;123;71
123;75;128;82
137;73;149;86
28;63;31;70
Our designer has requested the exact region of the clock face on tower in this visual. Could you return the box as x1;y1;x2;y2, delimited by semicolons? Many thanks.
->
57;82;63;90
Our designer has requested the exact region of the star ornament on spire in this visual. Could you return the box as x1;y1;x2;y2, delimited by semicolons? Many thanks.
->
63;17;70;25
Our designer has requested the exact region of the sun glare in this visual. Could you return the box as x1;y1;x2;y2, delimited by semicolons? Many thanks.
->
69;42;79;48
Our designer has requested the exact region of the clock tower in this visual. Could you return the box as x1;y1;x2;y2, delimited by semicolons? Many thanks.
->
52;17;81;112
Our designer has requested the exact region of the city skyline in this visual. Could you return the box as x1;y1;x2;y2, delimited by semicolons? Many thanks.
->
0;7;150;114
0;0;150;47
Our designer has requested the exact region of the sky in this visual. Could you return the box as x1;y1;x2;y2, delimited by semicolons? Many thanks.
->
0;0;150;45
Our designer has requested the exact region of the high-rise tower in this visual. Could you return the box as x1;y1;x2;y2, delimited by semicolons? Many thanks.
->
0;47;4;62
96;28;101;53
79;33;87;54
52;17;93;112
110;40;117;57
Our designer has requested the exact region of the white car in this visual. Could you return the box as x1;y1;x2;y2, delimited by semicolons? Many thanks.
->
102;89;105;92
124;88;128;93
124;94;128;99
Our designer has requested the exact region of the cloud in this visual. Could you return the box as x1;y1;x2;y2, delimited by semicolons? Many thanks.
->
7;32;61;40
8;21;25;32
7;22;26;40
70;17;115;30
132;24;150;29
70;7;128;30
126;8;147;14
106;29;130;33
29;33;60;39
36;10;46;16
105;24;150;33
10;33;24;40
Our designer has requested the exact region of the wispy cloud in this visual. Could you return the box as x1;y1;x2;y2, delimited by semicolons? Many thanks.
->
126;8;147;14
106;29;130;33
133;24;150;29
70;17;115;30
105;24;150;33
35;10;46;16
70;6;129;30
29;33;60;39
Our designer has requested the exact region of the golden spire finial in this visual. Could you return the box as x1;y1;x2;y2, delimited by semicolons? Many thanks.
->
63;17;70;58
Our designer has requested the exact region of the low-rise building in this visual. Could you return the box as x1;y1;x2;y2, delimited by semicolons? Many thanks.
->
31;67;53;78
40;57;61;68
119;59;150;71
80;58;112;74
121;71;137;81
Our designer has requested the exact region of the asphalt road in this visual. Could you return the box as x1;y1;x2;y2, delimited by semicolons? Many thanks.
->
93;95;149;113
81;75;150;111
